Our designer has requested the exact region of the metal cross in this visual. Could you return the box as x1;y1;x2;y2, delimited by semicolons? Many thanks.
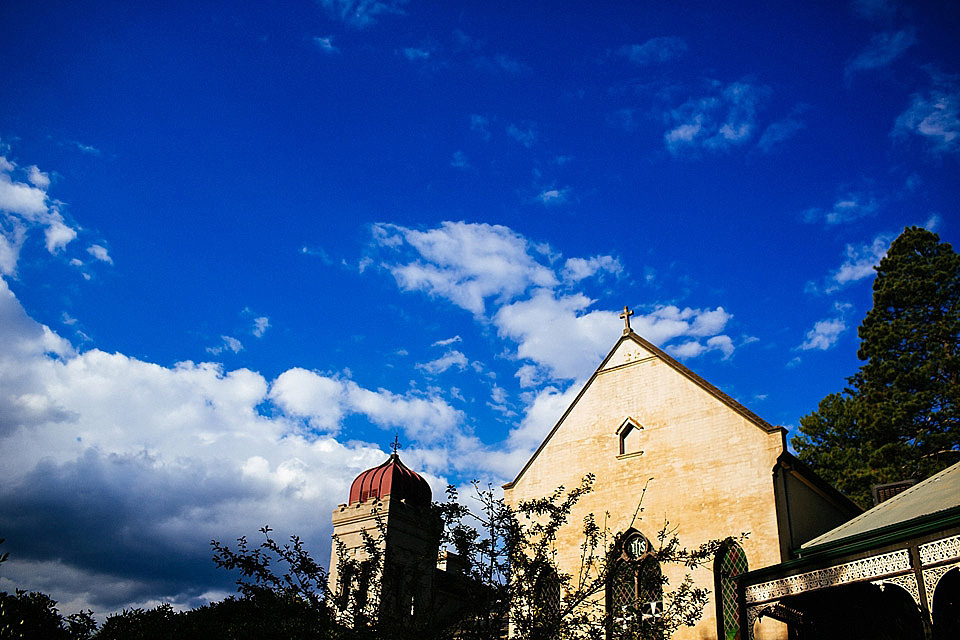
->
620;305;634;334
390;433;402;455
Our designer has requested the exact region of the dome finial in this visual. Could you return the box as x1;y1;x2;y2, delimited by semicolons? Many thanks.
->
390;432;402;456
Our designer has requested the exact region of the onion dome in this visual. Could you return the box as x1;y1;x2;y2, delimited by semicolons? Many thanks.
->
348;453;432;507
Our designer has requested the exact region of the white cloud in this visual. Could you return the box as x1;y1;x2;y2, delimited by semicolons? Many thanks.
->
318;0;407;28
515;364;540;388
666;334;734;360
0;156;80;272
44;213;77;253
252;316;270;338
845;29;915;77
830;234;890;288
0;159;48;216
269;368;346;431
270;366;464;442
87;244;113;264
0;219;27;276
495;55;526;74
664;82;771;154
373;221;558;316
618;37;687;65
893;73;960;154
206;336;243;355
0;275;488;615
629;305;733;344
757;116;804;151
665;122;702;146
561;255;622;283
374;221;737;382
495;296;734;381
504;384;580;453
665;340;706;359
72;141;101;156
402;47;431;61
707;335;736;357
27;166;50;189
343;381;462;441
470;114;491;141
432;335;461;347
537;188;569;205
0;278;402;613
417;350;468;374
507;124;537;148
804;194;878;225
799;318;847;351
493;291;618;381
450;150;470;169
313;36;339;54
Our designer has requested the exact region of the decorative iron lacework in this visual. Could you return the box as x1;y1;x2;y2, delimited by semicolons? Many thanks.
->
922;562;960;615
717;542;748;640
918;534;960;566
744;549;911;604
745;605;761;640
871;573;921;607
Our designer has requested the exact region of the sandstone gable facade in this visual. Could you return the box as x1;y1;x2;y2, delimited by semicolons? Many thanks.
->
504;328;860;640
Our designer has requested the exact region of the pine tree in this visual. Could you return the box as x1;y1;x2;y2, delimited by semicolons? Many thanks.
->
793;227;960;508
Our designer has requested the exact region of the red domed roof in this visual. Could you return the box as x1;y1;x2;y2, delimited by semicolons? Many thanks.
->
348;453;432;507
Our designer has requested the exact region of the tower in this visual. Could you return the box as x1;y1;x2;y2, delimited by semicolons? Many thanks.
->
329;451;441;626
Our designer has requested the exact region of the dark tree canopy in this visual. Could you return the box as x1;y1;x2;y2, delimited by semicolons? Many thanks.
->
793;226;960;508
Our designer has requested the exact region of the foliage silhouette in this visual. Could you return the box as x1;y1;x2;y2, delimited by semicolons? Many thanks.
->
793;226;960;507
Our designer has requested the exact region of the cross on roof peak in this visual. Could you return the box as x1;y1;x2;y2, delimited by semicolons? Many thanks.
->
390;433;402;455
619;305;634;334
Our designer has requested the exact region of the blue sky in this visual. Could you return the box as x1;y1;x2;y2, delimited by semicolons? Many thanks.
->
1;0;957;620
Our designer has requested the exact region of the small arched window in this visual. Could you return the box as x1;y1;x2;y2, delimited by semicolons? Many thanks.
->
617;418;643;457
715;539;749;640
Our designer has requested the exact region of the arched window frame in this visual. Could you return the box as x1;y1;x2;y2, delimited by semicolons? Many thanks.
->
607;529;662;639
616;418;644;458
530;560;562;637
714;538;749;640
533;561;561;617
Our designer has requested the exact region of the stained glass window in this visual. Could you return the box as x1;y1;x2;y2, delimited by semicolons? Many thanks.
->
715;540;748;640
534;563;561;619
608;532;661;639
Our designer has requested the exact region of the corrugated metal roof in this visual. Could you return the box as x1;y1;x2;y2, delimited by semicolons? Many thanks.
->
801;461;960;549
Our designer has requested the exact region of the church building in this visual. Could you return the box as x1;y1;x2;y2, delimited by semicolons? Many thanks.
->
502;309;861;639
328;309;875;639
